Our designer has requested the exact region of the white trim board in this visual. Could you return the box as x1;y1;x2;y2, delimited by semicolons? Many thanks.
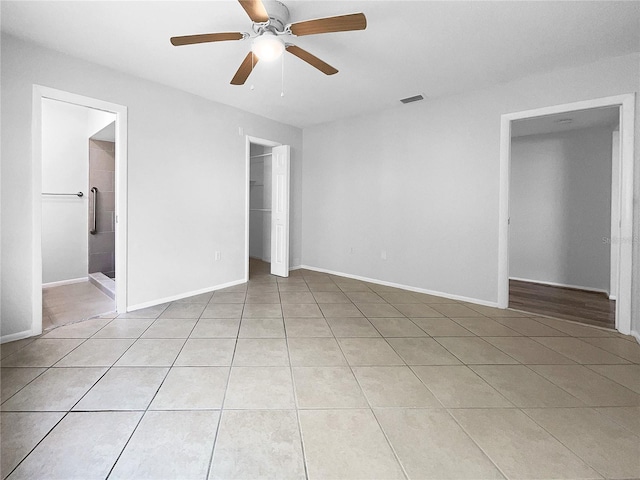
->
1;330;36;345
42;277;88;289
508;277;610;296
32;85;128;337
299;265;499;308
498;94;635;335
127;278;247;312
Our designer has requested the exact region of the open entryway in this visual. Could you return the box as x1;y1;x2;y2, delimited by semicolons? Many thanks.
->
245;136;290;280
498;94;635;335
32;86;128;335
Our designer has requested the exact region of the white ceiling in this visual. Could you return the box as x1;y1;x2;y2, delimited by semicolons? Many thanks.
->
2;1;639;128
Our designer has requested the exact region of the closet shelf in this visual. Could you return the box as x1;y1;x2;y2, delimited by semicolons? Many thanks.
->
249;182;264;186
250;208;272;212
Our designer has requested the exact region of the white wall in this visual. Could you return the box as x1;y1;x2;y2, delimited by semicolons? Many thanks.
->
301;53;640;337
87;108;115;138
1;34;302;339
509;127;613;292
41;99;90;284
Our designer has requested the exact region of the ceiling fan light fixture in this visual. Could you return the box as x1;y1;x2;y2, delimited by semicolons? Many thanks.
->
252;33;284;61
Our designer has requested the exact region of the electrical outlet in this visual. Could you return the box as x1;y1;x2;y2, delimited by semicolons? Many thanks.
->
238;127;244;136
214;251;221;261
381;250;387;260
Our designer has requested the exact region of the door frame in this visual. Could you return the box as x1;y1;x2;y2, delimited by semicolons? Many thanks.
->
497;93;635;335
244;135;282;282
32;85;128;335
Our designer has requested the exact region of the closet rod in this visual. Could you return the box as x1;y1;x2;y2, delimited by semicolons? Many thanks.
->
42;192;84;197
250;153;272;158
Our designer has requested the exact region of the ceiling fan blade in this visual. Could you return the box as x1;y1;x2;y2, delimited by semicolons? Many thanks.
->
170;32;244;46
238;0;269;23
286;45;338;75
289;13;366;37
231;52;259;85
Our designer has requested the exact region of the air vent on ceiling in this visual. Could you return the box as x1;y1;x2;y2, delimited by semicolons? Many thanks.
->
400;94;424;104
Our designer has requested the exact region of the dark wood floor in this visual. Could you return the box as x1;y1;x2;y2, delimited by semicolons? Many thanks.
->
509;279;615;329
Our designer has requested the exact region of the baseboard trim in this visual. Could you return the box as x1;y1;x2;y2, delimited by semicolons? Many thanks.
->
126;278;248;312
630;330;640;345
1;329;35;344
42;277;88;288
299;265;499;308
509;277;610;296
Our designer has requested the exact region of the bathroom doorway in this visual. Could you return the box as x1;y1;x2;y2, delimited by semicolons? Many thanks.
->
33;86;128;335
40;98;116;329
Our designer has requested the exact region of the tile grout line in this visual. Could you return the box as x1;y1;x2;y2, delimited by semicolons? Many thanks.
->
204;286;244;480
2;315;147;478
281;277;310;480
105;305;199;479
333;325;411;480
518;407;609;479
444;407;513;480
2;410;72;479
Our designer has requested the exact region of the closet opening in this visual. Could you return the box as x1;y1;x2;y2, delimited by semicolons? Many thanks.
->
249;143;273;278
245;136;291;280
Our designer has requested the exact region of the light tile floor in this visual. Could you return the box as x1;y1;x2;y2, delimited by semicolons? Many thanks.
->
2;267;639;479
42;281;116;330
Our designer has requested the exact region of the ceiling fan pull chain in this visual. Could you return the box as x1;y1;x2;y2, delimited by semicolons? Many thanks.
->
281;53;285;97
250;52;255;90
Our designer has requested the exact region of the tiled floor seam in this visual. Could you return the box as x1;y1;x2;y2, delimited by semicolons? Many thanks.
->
2;335;120;477
282;311;311;480
445;407;513;480
203;336;239;480
526;336;630;364
333;331;410;479
105;319;197;479
486;335;576;364
519;407;612;479
521;362;638;406
1;410;71;479
582;364;640;394
0;368;48;408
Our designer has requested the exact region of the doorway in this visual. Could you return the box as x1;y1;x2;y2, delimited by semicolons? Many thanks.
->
32;86;128;335
245;136;290;280
508;106;619;328
498;94;635;335
248;142;274;279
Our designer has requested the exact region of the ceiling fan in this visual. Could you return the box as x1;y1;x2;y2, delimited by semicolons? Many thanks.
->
170;0;367;85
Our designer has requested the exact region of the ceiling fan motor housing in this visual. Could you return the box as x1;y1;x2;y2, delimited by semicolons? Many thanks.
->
263;1;290;32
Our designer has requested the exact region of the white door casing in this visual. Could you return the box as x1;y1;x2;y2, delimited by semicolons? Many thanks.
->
270;145;290;277
498;93;635;336
31;85;128;339
610;128;620;300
